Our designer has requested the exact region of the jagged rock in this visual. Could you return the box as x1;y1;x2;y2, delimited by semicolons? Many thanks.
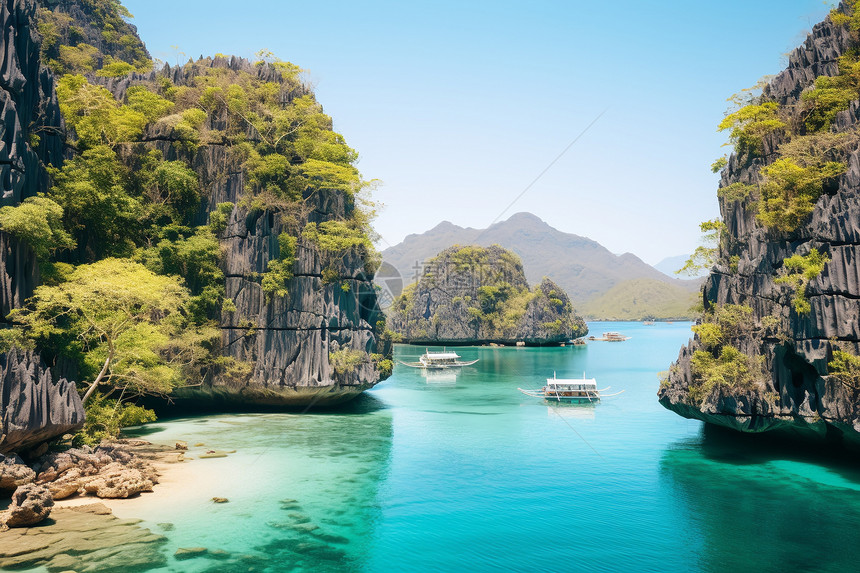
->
0;452;34;489
35;443;157;500
1;483;53;527
388;245;588;345
0;348;84;454
660;3;860;448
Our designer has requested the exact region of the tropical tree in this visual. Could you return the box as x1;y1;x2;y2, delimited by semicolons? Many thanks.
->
7;258;189;404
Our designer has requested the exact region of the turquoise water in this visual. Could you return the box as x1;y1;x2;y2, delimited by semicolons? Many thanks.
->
109;321;860;572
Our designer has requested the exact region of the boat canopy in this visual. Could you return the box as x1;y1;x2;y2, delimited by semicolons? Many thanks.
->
424;352;461;360
546;378;597;387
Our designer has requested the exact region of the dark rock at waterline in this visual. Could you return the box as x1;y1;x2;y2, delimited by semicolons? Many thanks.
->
0;348;84;454
660;4;860;448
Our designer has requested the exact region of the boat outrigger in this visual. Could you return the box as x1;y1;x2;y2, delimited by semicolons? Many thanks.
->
397;349;479;370
518;373;624;402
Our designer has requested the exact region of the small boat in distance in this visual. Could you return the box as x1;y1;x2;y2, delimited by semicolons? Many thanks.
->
518;373;624;402
643;320;655;326
398;349;479;370
587;332;631;342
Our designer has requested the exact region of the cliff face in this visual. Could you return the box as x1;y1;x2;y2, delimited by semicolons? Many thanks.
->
388;245;587;345
98;57;390;407
0;0;82;451
659;5;860;446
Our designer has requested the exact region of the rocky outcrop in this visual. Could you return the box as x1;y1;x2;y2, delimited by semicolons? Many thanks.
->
388;245;588;345
0;483;52;527
0;452;34;489
660;3;860;447
0;0;83;453
34;442;157;499
0;348;83;453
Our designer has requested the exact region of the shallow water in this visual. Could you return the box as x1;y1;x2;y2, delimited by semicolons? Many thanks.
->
71;322;860;571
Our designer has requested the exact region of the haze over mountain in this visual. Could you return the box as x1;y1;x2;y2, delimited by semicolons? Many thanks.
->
380;213;700;318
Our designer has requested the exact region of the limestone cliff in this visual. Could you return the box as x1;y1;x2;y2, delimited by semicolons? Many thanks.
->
659;3;860;447
388;245;587;345
0;0;81;452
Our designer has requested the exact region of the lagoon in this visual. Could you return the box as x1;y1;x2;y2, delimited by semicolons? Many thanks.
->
81;321;860;572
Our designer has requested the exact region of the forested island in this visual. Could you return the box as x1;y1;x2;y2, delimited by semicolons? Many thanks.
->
387;244;588;345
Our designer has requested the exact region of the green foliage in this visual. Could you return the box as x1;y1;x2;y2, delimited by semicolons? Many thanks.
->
136;228;225;323
689;345;764;405
370;353;393;378
125;86;174;122
208;202;235;234
329;348;366;375
7;259;190;402
76;392;156;446
48;145;141;258
261;233;297;298
757;158;845;232
0;196;75;260
775;248;829;314
96;59;136;78
711;156;728;173
828;348;860;389
36;0;150;75
801;74;857;133
578;278;699;320
692;304;754;350
678;219;724;276
718;102;786;155
830;3;860;32
718;182;756;203
303;220;373;255
57;75;147;149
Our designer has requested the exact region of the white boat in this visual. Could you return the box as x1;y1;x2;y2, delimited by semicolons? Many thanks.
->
397;349;479;370
518;373;624;402
587;331;631;342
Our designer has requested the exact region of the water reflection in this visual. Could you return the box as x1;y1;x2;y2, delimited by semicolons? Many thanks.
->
421;368;458;385
545;402;596;420
660;425;860;573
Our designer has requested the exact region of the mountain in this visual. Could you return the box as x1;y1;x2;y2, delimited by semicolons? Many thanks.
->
381;212;701;317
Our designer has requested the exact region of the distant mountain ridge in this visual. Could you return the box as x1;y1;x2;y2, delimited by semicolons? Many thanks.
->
381;213;700;317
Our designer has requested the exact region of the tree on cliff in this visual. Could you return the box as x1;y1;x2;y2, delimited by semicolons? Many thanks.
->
7;259;190;404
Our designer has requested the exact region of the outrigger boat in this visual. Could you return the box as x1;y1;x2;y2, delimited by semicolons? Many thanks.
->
587;331;631;342
398;349;479;370
518;373;624;402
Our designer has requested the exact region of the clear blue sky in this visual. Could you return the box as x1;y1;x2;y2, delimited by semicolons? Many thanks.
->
123;0;831;265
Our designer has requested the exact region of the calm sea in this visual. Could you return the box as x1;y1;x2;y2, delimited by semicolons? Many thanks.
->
106;321;860;572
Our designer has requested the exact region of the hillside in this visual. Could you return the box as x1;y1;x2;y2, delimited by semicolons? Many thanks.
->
579;278;698;320
381;212;701;317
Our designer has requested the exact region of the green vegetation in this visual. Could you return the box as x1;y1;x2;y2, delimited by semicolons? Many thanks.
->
774;248;830;314
828;347;860;389
579;278;699;321
0;196;75;260
678;219;724;277
7;259;194;409
757;157;845;233
687;304;765;405
718;102;785;155
689;346;765;405
328;348;366;375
